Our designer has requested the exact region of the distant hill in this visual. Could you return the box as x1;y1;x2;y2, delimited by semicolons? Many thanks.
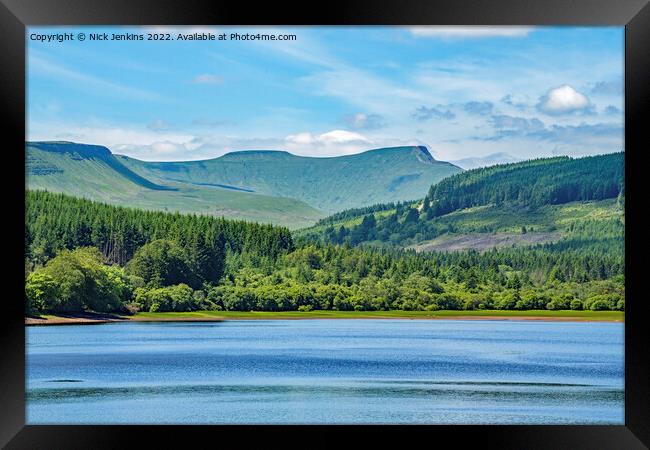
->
26;142;173;190
26;142;324;229
423;153;624;218
298;153;625;250
450;152;521;170
116;145;462;213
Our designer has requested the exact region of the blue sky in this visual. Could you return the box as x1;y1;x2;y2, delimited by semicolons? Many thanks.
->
27;26;624;161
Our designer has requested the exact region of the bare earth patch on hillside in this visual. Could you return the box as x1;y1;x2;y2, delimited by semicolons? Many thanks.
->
410;232;562;253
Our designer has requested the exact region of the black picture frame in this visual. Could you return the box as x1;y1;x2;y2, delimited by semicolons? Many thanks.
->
1;0;648;447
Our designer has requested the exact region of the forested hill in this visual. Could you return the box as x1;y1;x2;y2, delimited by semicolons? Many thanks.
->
298;153;625;249
26;190;294;268
423;153;624;219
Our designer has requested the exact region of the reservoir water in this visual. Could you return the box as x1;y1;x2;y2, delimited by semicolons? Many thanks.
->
26;319;624;424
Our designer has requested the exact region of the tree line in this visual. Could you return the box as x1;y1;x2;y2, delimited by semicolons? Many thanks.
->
209;243;624;312
25;189;624;315
26;190;293;267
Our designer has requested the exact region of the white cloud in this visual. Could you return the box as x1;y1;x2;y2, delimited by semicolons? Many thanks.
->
282;130;430;157
537;85;592;115
149;141;185;154
285;129;369;146
192;74;223;84
409;26;533;39
316;129;369;144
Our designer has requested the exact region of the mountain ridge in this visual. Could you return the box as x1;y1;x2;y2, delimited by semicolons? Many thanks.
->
25;141;462;226
115;144;462;213
114;144;445;164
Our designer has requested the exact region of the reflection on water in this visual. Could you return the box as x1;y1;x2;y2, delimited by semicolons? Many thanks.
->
26;319;624;424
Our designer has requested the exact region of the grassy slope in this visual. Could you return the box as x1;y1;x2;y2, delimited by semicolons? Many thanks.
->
430;199;622;234
410;198;623;251
117;146;462;213
412;198;622;243
26;144;324;229
297;199;622;250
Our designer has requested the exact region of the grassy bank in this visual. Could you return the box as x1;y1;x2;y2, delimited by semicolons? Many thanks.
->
135;310;623;321
26;309;623;325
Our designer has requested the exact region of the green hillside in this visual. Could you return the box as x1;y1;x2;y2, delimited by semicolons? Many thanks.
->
26;142;324;229
423;153;623;217
298;153;625;251
116;145;462;213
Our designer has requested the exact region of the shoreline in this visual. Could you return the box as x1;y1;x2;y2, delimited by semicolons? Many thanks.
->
25;310;624;326
25;315;225;326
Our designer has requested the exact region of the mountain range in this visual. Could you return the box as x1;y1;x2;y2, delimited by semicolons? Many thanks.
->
26;142;461;228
